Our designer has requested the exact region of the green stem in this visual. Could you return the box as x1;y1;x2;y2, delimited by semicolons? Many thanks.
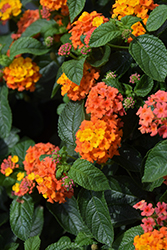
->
69;53;78;60
67;155;77;160
107;43;129;49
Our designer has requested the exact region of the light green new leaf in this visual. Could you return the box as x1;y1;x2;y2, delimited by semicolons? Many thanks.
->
62;57;86;85
89;21;122;48
134;74;154;97
146;5;167;32
10;37;49;59
69;159;110;191
142;140;167;182
58;100;85;146
10;196;34;241
129;34;167;82
78;189;114;247
0;85;12;139
67;0;86;23
24;235;41;250
47;196;91;236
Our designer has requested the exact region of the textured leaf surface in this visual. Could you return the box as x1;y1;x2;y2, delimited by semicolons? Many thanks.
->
24;235;41;250
134;74;154;97
0;128;19;158
78;190;114;247
47;196;91;236
146;5;167;31
46;241;83;250
142;140;167;182
29;206;44;237
67;0;86;23
113;226;143;250
62;58;86;85
58;100;85;146
89;21;121;47
0;85;12;138
129;35;167;81
69;159;110;191
121;16;141;27
10;37;49;58
10;196;34;241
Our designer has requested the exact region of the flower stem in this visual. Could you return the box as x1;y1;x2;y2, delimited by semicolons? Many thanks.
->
107;43;129;49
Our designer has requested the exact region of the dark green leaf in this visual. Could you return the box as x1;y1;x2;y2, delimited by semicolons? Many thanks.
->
146;5;167;32
21;0;32;6
39;61;58;83
3;242;19;250
142;140;167;182
62;57;86;85
121;16;141;28
134;74;154;97
69;159;110;191
47;196;91;236
10;37;49;59
104;78;124;94
24;236;41;250
10;196;34;241
67;0;86;23
89;21;122;48
129;34;167;81
0;212;8;226
45;241;83;250
29;206;44;237
0;85;12;138
75;232;94;246
51;66;62;98
0;34;13;54
58;100;85;146
88;45;111;67
78;189;114;247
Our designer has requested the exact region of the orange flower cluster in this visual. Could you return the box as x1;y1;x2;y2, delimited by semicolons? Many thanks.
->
133;227;167;250
136;90;167;138
112;0;158;41
0;155;19;177
0;0;22;21
75;116;122;163
40;0;67;12
69;11;109;49
57;63;99;101
75;82;124;163
3;56;41;92
21;143;74;203
11;10;40;40
85;81;125;119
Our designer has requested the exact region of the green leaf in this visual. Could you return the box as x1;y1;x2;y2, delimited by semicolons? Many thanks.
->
29;206;44;238
146;5;167;32
10;37;49;59
134;74;154;97
89;21;122;48
0;128;19;158
105;176;143;227
10;196;34;241
113;226;143;250
3;242;19;250
62;57;86;85
88;45;111;67
39;154;52;162
0;34;13;54
0;85;12;138
12;137;35;164
58;100;85;146
47;196;91;236
24;235;41;250
67;0;86;23
104;78;124;94
75;232;94;247
78;189;114;247
129;34;167;82
0;212;8;226
121;16;141;28
21;0;32;6
39;61;58;83
69;159;110;191
45;241;83;250
142;140;167;182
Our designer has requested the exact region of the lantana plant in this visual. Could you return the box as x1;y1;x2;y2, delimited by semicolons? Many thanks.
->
0;0;167;249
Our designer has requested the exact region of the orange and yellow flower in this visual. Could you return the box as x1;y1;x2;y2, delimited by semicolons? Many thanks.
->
40;0;67;12
0;0;22;21
69;11;109;49
75;116;123;164
0;155;19;177
3;56;41;92
57;63;99;101
133;227;167;249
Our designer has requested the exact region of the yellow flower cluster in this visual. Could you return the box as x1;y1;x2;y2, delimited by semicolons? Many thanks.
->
133;227;167;250
0;0;22;21
3;56;41;92
112;0;158;41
